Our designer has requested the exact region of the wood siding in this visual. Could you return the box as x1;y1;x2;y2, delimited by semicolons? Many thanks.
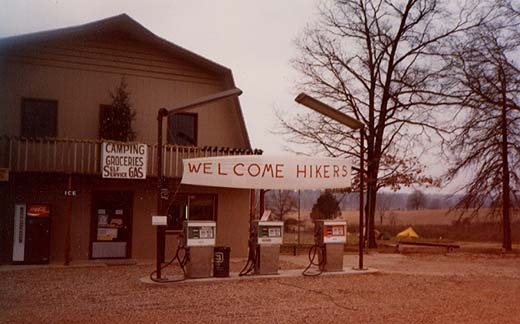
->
0;32;249;148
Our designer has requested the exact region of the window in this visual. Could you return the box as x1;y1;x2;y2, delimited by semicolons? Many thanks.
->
166;194;216;231
167;113;197;146
21;98;57;137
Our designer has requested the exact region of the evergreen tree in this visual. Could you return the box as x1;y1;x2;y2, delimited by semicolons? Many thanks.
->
310;191;341;220
100;78;136;142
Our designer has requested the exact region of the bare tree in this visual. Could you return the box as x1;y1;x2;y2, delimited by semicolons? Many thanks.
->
407;189;425;210
376;192;392;224
283;0;489;247
443;1;519;251
265;190;298;220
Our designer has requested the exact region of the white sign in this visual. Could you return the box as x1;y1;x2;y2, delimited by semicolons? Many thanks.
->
181;155;351;190
101;142;147;179
152;216;168;226
12;204;26;262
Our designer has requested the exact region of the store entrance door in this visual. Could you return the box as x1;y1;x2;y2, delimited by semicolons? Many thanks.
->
90;191;133;259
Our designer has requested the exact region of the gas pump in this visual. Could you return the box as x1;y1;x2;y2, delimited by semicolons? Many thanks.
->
253;220;283;275
183;220;216;278
304;220;346;275
314;220;346;272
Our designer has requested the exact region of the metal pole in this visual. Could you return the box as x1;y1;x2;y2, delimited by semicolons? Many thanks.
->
250;189;256;223
64;174;72;266
259;189;265;216
154;89;242;280
297;189;301;254
156;108;168;280
358;129;365;270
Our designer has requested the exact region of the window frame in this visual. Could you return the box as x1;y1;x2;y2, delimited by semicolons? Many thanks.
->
167;112;198;146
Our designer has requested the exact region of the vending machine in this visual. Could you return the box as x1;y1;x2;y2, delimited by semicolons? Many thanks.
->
183;221;216;278
314;220;346;272
253;220;284;275
12;204;51;264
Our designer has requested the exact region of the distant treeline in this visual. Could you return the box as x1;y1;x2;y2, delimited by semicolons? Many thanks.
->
291;190;465;211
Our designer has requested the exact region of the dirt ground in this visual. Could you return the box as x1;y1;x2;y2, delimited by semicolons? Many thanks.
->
1;251;519;324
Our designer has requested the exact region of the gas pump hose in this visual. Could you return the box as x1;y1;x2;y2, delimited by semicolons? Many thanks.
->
239;230;258;276
149;242;190;283
302;244;325;276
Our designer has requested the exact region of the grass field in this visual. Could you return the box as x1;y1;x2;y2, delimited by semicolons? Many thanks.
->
284;208;520;227
282;208;520;244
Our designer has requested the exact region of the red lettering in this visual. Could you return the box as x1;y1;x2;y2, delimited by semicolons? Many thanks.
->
218;163;227;176
296;165;306;178
203;162;213;174
248;163;261;177
275;164;284;178
342;165;348;177
188;163;202;173
233;163;245;176
315;165;323;178
333;165;340;177
262;164;274;177
323;165;330;178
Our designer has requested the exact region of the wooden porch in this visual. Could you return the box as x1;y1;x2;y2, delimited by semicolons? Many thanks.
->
0;136;261;178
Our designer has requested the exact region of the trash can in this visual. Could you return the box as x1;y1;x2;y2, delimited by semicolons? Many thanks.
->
213;246;231;277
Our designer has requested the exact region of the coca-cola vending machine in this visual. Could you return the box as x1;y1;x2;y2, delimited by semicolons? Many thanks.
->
12;204;51;264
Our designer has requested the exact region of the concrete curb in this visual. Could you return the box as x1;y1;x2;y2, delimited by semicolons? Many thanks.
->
140;267;379;285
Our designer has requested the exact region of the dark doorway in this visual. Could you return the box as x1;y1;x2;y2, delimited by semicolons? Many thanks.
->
90;191;133;259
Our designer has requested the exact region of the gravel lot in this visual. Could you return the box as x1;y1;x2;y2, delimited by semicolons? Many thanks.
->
1;252;519;324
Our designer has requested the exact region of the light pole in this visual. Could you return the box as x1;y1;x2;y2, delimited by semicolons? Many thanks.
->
297;189;301;254
155;88;242;280
294;92;366;270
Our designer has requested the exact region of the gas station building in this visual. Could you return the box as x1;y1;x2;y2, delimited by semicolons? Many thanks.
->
0;14;258;264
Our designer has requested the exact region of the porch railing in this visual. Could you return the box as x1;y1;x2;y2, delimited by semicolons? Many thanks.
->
0;136;261;178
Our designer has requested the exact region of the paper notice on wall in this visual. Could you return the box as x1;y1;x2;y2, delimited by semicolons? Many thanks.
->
110;218;123;226
98;215;108;226
97;228;118;241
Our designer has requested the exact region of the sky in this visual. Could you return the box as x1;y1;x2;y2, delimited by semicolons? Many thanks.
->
0;0;317;155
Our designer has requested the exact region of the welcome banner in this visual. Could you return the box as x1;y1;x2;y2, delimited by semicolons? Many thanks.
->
181;155;351;190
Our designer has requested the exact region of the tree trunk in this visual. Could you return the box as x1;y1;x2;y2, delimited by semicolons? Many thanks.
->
367;182;378;248
365;161;378;248
500;70;512;252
